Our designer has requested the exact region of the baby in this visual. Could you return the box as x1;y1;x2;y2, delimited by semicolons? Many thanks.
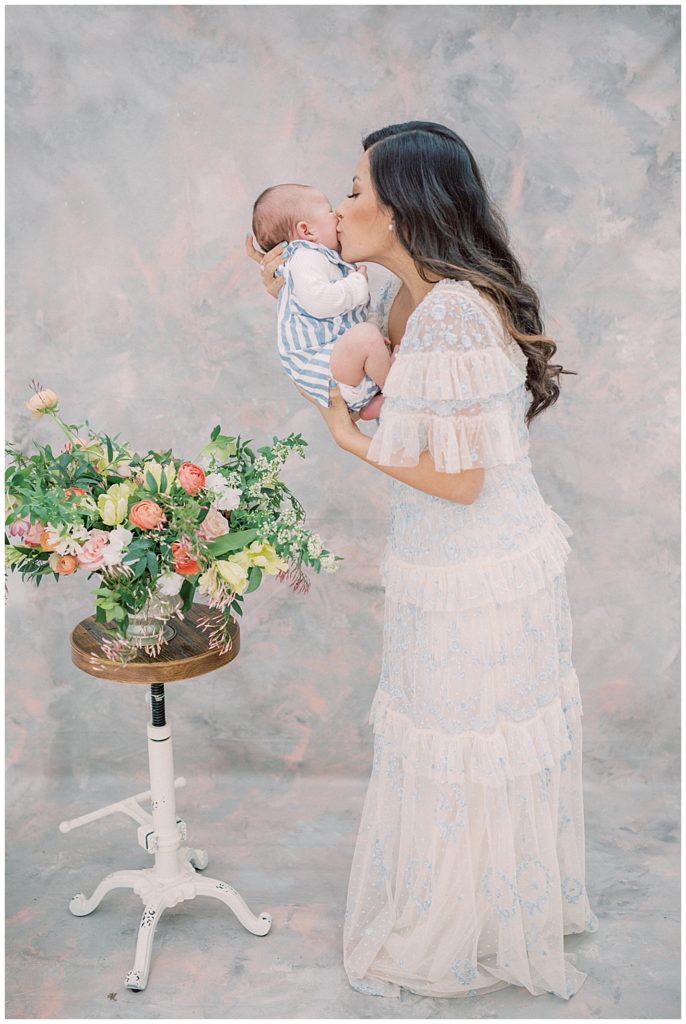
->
251;183;393;420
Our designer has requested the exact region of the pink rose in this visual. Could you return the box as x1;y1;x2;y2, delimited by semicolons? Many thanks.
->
62;437;87;452
23;520;47;547
197;507;229;542
7;517;31;546
76;529;110;571
177;462;206;496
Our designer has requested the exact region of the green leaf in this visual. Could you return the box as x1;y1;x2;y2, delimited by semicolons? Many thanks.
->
245;565;262;594
146;551;158;577
133;558;148;579
210;424;220;441
105;435;113;462
180;579;195;612
159;468;167;492
204;528;259;557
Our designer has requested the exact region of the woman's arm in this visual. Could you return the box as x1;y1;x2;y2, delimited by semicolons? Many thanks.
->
294;382;483;505
341;428;484;505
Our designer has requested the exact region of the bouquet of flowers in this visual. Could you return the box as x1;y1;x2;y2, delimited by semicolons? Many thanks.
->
5;381;341;664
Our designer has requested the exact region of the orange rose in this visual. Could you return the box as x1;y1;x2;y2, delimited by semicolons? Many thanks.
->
177;462;206;496
129;499;165;530
171;540;199;576
64;486;88;502
55;554;78;575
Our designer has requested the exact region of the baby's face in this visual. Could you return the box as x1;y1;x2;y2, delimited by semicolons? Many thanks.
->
301;191;340;252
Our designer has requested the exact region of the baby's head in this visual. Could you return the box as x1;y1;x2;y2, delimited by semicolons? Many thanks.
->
252;184;340;254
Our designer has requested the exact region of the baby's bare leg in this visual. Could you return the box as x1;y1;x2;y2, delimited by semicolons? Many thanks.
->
329;323;392;389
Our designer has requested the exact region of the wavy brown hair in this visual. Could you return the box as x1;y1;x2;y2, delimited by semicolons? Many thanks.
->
362;121;576;426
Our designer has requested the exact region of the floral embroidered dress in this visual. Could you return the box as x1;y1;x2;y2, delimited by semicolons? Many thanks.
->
342;275;599;1000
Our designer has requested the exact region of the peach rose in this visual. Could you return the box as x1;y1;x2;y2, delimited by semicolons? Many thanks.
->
171;540;199;576
197;507;230;542
76;529;110;571
39;529;62;552
128;499;165;531
55;554;78;575
25;389;59;415
177;462;206;496
64;486;88;502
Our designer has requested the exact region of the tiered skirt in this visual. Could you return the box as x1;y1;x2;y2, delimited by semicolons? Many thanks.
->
343;506;599;999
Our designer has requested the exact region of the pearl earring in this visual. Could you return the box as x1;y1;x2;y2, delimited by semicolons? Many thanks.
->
388;222;394;232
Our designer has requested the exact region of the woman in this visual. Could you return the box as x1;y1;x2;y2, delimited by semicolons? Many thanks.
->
246;121;599;1000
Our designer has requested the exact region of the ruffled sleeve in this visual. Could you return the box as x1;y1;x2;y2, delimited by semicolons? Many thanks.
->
365;280;530;473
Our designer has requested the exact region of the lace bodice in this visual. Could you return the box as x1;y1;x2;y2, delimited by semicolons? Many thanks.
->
366;275;573;585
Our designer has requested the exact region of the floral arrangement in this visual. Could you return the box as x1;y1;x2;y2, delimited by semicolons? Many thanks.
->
4;382;341;664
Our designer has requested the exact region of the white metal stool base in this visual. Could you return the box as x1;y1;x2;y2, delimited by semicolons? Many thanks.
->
60;695;272;991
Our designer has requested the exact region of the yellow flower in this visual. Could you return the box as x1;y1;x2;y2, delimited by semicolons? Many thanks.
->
97;483;132;526
25;389;59;415
141;460;177;494
215;558;249;595
245;540;288;575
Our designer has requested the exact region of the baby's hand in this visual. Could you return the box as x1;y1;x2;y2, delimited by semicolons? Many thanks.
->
357;264;368;280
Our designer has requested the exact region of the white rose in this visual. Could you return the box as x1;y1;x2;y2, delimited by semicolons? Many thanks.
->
101;525;133;566
156;572;185;596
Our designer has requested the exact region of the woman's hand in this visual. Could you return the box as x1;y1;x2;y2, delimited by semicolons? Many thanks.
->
293;381;363;447
245;233;287;298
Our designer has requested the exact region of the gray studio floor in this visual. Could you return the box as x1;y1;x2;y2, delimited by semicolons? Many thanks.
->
5;747;679;1018
5;567;680;1019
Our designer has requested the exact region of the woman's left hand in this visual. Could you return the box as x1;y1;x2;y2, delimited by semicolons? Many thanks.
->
293;382;362;448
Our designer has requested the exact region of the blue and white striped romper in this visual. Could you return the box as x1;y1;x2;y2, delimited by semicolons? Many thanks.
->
274;239;380;410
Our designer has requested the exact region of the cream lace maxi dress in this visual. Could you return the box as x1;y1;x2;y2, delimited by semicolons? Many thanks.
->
342;275;599;1000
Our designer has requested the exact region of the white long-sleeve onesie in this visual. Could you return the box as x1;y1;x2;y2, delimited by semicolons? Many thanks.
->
288;246;369;318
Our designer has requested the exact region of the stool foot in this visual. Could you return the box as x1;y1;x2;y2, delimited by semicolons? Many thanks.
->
69;869;143;917
125;901;166;992
181;846;209;871
193;875;272;936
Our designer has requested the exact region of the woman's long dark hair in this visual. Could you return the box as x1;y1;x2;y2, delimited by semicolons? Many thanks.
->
363;122;576;426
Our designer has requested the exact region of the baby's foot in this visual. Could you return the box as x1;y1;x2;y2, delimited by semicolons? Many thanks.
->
359;393;385;421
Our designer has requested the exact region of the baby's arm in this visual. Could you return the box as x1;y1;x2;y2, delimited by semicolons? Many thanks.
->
289;249;369;319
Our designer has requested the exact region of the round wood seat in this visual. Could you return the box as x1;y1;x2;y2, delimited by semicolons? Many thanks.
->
70;602;240;683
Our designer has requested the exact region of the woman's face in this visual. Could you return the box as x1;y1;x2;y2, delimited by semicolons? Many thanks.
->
335;149;393;264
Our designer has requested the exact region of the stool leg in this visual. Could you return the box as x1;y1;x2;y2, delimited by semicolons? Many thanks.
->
69;869;147;917
192;876;272;936
125;900;167;991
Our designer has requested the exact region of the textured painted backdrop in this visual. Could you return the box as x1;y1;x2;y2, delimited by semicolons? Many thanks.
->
5;5;680;1018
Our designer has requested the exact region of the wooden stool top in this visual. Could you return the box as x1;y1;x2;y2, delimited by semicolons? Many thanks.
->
70;603;240;683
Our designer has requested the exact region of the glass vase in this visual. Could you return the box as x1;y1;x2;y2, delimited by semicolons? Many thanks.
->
124;591;182;647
